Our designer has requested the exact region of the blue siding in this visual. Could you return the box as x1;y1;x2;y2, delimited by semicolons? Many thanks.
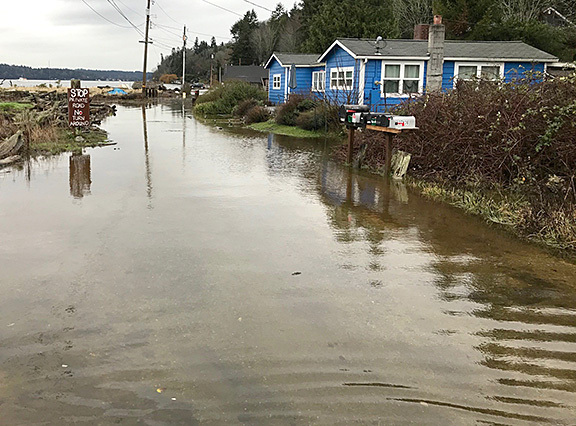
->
504;62;545;81
266;48;551;109
290;67;313;96
442;61;454;90
267;59;286;105
324;46;360;105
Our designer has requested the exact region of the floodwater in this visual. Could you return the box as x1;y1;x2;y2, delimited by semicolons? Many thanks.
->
1;102;576;425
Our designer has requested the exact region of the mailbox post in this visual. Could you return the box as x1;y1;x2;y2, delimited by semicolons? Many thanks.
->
339;105;417;176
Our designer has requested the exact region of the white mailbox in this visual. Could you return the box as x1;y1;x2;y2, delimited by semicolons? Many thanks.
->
388;116;417;130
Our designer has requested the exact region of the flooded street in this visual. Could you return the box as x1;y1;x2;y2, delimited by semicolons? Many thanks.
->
1;102;576;425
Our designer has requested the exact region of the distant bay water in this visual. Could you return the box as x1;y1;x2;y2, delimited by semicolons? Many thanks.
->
0;79;134;89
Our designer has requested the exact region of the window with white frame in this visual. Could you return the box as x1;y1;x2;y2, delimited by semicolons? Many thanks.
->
382;62;423;96
272;74;281;90
455;63;503;82
330;67;353;90
312;71;325;92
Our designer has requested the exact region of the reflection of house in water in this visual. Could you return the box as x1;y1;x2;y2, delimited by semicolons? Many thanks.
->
69;154;91;198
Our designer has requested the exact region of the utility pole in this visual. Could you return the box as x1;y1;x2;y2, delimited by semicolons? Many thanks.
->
210;53;214;87
182;25;187;96
141;0;152;96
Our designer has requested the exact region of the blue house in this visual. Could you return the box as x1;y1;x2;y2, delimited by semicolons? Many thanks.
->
264;53;325;105
265;36;558;110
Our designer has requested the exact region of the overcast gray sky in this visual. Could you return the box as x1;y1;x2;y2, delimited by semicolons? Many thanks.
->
0;0;288;71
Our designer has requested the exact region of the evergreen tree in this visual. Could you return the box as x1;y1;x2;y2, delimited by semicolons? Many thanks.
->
299;0;399;53
231;10;259;65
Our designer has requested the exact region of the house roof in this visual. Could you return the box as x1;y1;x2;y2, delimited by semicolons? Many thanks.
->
222;65;268;84
319;38;559;62
264;53;322;68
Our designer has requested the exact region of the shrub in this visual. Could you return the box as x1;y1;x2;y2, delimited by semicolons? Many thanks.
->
244;106;270;124
295;109;325;131
296;98;317;112
275;95;305;126
233;98;259;118
195;81;266;116
194;101;225;116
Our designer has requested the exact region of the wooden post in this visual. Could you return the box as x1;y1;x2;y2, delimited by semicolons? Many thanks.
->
71;80;81;136
347;127;355;165
384;133;393;177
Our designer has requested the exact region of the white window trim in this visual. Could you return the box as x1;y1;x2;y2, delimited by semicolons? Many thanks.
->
312;70;326;92
272;73;281;90
454;62;504;86
380;61;424;97
330;66;354;91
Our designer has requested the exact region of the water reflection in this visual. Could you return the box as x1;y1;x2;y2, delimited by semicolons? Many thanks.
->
141;105;153;205
264;131;576;421
69;154;91;198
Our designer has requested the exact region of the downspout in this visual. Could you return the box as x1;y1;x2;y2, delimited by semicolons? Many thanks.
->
358;58;367;105
285;67;289;101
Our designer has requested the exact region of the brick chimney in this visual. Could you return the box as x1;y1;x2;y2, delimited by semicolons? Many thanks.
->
426;15;445;92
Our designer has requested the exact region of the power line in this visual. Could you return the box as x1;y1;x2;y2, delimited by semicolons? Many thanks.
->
80;0;136;28
243;0;273;13
107;0;145;36
155;0;182;25
200;0;243;17
115;0;144;17
154;22;231;41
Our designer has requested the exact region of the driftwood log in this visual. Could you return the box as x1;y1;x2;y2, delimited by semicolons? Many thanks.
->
0;155;21;166
0;131;23;159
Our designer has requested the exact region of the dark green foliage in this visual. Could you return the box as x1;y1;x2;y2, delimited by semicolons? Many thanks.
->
299;0;399;53
244;105;270;124
194;81;267;116
276;95;339;131
275;95;303;125
233;98;260;118
231;10;259;65
296;98;318;112
0;64;148;80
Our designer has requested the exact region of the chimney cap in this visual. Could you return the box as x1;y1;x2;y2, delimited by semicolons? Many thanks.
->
433;15;442;25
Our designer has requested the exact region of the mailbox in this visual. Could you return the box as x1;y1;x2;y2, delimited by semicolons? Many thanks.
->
338;104;370;128
365;112;390;128
387;115;417;130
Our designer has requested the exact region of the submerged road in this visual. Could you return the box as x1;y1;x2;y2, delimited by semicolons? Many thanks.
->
1;101;576;425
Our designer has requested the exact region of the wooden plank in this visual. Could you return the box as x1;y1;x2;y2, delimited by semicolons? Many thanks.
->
365;125;401;134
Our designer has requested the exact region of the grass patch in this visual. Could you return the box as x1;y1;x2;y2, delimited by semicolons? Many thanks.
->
0;102;33;112
407;178;529;227
32;128;110;155
248;120;325;138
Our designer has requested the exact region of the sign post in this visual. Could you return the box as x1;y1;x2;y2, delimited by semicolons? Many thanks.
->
68;85;90;129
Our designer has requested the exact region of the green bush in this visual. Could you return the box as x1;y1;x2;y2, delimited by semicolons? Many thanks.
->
275;95;304;126
296;98;317;112
295;109;325;130
233;98;260;118
194;101;225;116
195;81;267;116
244;106;270;124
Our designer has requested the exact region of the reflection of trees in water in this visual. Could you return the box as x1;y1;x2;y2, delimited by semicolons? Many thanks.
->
69;154;91;199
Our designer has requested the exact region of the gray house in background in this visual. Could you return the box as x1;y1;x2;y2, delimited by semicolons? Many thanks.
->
223;65;268;89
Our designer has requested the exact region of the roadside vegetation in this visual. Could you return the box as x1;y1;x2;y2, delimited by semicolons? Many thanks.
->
194;81;267;116
335;73;576;252
0;91;113;159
